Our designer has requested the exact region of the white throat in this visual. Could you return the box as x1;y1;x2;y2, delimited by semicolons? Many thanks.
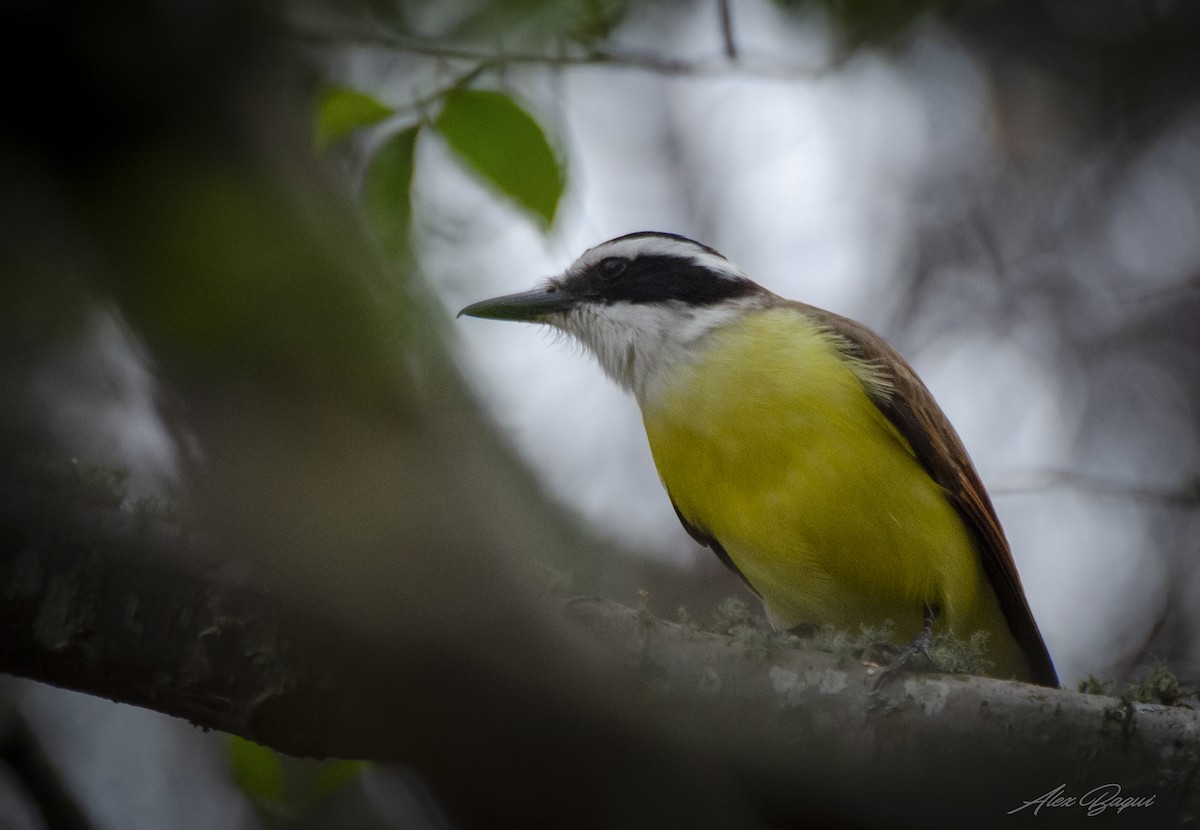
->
550;297;766;405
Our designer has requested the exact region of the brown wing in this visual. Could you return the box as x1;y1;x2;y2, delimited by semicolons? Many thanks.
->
670;500;761;598
797;302;1059;687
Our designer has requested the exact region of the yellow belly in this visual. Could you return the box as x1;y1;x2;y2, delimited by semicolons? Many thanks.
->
641;308;1032;680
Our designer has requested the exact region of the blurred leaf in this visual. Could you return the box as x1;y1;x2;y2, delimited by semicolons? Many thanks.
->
434;89;563;225
228;736;286;808
315;88;394;152
449;0;626;45
364;125;420;261
777;0;967;45
312;759;369;802
568;0;630;44
227;735;367;817
100;153;409;405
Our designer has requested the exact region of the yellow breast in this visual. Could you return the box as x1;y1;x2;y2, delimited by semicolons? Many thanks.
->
640;307;1032;680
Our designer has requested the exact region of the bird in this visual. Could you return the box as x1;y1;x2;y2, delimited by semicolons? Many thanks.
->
459;231;1058;687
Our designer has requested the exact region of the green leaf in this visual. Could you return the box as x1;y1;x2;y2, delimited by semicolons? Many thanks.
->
434;89;564;225
364;126;420;261
226;736;368;817
315;88;393;152
227;736;286;807
311;760;369;802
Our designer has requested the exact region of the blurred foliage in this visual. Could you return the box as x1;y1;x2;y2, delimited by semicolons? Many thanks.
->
228;736;366;820
0;247;93;344
364;126;420;261
322;81;565;260
229;737;286;806
434;88;563;226
774;0;990;44
315;88;394;152
566;0;631;43
94;152;412;407
442;0;630;47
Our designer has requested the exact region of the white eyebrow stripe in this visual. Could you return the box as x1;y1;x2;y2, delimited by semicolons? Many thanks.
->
572;235;749;282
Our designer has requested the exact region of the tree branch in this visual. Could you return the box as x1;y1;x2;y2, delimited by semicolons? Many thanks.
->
991;467;1200;508
717;0;738;60
2;486;1198;825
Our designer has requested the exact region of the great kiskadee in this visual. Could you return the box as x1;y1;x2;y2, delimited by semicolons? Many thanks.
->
460;231;1058;687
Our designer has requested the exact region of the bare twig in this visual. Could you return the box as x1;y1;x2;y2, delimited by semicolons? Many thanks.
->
991;467;1200;507
295;25;834;80
717;0;738;60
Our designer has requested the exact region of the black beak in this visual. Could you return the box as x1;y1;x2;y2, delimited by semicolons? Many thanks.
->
458;285;576;323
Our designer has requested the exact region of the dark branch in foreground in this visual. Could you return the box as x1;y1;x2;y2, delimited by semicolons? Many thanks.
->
2;489;1199;826
0;485;337;753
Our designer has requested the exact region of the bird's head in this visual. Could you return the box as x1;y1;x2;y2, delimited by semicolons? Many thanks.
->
459;232;770;398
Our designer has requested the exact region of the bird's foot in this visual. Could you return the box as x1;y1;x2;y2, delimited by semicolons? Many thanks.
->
871;603;939;689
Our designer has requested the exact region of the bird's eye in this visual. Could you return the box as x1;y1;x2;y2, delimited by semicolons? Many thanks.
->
598;257;628;280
